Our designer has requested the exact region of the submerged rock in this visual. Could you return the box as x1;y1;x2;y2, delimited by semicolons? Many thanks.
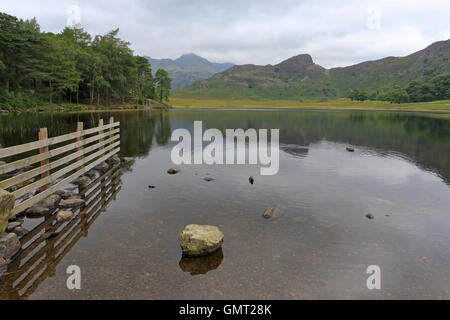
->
25;205;52;217
39;194;61;209
59;198;85;208
0;257;6;275
262;206;278;219
121;157;134;164
94;161;109;172
107;154;121;164
72;176;91;186
203;177;214;182
148;185;156;189
11;226;28;237
0;232;21;260
56;210;73;223
179;224;224;257
167;168;180;175
6;222;22;232
84;170;97;179
366;213;374;220
61;191;80;200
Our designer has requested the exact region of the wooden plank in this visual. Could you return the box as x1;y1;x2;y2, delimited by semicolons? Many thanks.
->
98;119;104;151
0;128;120;175
11;147;120;216
0;134;120;189
0;122;119;159
12;142;120;199
39;128;50;191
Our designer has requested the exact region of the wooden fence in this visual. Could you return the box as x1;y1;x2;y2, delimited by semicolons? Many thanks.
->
0;117;120;225
0;164;122;299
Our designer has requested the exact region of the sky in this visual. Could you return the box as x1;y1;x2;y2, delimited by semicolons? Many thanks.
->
2;0;449;68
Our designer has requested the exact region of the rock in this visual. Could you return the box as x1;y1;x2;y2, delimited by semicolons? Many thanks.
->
94;161;109;172
41;231;59;240
59;198;85;208
262;206;277;219
366;213;374;220
203;177;214;182
53;190;66;196
121;157;134;164
167;168;180;175
178;224;224;257
249;176;254;185
6;222;22;232
56;210;73;223
39;194;61;209
0;189;15;233
0;232;21;260
0;257;6;275
346;147;355;152
84;170;97;179
11;226;28;237
72;176;91;186
179;248;224;275
25;205;52;217
107;154;121;164
61;191;80;200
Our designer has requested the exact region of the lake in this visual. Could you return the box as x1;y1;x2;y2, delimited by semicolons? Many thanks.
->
0;109;449;299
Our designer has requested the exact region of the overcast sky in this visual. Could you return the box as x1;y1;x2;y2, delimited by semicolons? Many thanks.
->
2;0;449;68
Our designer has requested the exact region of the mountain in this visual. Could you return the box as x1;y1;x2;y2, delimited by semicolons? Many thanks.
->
145;53;234;89
174;39;450;100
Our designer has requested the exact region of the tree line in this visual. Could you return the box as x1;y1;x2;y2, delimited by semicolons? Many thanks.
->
0;12;171;110
346;73;450;104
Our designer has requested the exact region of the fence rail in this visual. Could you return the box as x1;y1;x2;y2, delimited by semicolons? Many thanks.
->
0;164;122;299
0;118;120;223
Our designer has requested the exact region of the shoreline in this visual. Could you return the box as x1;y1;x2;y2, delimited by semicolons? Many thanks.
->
169;97;450;113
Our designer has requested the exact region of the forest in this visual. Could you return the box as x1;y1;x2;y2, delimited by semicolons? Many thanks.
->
346;73;450;104
0;12;171;110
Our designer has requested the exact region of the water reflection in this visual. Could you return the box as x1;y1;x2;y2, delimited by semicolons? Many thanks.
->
1;110;447;184
179;248;224;276
0;164;122;299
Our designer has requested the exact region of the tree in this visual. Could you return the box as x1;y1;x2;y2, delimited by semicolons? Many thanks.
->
155;68;171;103
430;74;450;100
385;87;409;104
0;13;170;108
406;80;434;102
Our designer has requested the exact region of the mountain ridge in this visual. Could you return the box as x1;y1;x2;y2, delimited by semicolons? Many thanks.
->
145;53;234;89
174;39;450;100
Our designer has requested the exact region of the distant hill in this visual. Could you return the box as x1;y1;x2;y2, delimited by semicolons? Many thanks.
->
145;54;234;89
174;39;450;100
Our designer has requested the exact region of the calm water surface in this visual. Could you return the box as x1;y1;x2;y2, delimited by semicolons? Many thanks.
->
0;109;449;299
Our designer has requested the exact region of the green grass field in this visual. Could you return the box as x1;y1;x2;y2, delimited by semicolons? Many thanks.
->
170;97;450;112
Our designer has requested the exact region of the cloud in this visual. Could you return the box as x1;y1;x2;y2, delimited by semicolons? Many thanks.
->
1;0;449;68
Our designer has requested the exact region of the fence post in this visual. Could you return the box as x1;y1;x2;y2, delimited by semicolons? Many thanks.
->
98;119;104;152
109;117;114;149
0;188;15;234
77;122;84;164
39;128;50;191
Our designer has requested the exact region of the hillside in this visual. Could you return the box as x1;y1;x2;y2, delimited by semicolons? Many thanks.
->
174;39;450;100
145;54;234;89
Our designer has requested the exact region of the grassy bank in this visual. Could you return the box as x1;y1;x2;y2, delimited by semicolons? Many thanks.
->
170;97;450;112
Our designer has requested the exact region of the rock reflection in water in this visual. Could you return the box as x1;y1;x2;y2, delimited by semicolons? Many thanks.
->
179;248;224;276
